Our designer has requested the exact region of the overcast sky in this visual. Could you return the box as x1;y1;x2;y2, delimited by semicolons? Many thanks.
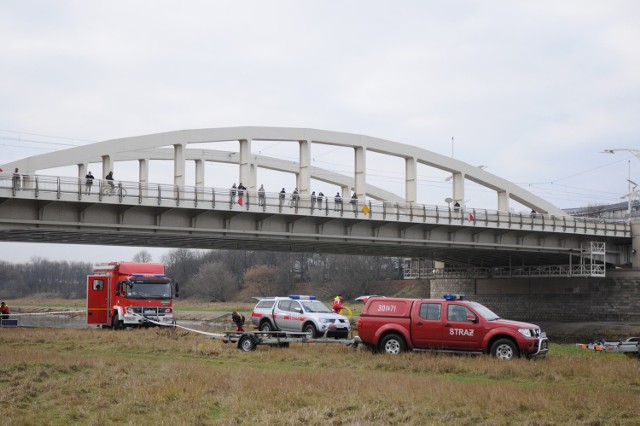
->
1;1;639;264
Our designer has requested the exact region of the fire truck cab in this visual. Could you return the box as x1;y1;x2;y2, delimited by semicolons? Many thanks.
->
87;262;178;328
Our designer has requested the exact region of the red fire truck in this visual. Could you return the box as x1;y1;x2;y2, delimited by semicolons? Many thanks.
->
87;262;179;328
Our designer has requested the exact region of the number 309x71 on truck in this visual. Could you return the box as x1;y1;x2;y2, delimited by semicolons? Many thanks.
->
357;295;549;360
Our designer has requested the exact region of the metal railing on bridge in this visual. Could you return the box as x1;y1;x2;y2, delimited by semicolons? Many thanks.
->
0;172;631;238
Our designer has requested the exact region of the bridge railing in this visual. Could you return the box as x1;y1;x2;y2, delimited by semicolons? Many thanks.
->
0;172;631;237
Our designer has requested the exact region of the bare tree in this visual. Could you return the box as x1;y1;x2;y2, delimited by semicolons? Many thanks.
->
132;250;153;263
189;262;236;301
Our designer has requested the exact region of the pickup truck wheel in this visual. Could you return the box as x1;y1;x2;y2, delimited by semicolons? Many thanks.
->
491;339;519;360
238;335;257;352
380;334;405;355
303;323;317;338
259;321;273;332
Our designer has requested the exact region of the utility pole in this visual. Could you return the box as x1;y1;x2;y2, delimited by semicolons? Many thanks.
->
603;149;640;219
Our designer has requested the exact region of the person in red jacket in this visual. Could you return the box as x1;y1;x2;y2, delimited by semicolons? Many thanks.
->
332;295;344;314
1;302;9;319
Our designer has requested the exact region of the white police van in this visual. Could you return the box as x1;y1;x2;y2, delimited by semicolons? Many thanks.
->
251;295;351;339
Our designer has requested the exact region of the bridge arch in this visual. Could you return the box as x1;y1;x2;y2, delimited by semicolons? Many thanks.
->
2;126;566;216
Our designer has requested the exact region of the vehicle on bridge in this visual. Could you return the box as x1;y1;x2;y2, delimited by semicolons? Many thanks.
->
357;294;549;359
87;262;179;329
251;295;351;339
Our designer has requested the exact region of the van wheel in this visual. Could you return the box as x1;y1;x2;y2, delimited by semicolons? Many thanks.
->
380;334;405;354
259;321;273;332
491;339;519;360
303;323;317;338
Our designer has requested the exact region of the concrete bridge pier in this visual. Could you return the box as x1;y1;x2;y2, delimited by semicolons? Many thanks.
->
431;269;640;322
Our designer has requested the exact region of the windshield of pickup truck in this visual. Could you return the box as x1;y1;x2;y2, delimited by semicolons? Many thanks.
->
301;300;332;313
467;302;501;321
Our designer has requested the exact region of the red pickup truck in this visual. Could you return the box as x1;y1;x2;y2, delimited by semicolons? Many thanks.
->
357;295;549;359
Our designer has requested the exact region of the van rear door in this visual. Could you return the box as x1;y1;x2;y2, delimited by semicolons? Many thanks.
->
87;275;110;325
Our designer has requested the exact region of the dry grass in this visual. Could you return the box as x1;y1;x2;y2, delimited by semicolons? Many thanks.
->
0;327;639;425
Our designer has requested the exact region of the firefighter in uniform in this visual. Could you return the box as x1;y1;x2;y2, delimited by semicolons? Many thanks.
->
231;310;245;332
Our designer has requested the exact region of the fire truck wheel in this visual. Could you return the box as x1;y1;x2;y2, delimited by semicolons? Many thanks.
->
259;321;273;332
303;323;317;338
490;339;519;360
380;334;405;355
238;335;257;352
112;313;123;330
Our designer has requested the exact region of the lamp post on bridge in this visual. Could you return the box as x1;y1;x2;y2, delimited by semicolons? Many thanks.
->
602;149;640;219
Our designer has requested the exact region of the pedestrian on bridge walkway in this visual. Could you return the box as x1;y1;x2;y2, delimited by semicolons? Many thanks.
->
258;184;266;206
334;192;342;211
85;171;94;195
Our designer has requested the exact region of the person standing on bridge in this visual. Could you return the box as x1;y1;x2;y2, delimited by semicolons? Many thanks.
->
258;184;266;206
310;191;316;209
230;183;237;205
12;168;20;191
279;188;286;207
85;171;94;195
350;192;358;213
317;191;324;209
334;192;342;212
290;188;299;208
105;171;115;194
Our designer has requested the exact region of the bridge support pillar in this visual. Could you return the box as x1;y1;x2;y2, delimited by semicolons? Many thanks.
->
298;140;311;196
355;146;366;199
452;172;464;205
239;139;253;190
498;190;509;211
139;159;149;196
632;220;640;268
405;157;417;204
173;144;185;188
77;163;86;180
101;155;112;180
195;159;204;189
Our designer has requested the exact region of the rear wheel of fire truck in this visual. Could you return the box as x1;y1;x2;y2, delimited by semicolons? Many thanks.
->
303;323;317;338
379;333;405;355
490;339;519;360
238;335;257;352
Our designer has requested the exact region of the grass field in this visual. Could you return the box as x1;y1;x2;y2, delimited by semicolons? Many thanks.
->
1;326;639;425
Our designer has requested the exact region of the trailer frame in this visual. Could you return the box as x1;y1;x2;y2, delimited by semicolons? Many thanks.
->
215;330;362;352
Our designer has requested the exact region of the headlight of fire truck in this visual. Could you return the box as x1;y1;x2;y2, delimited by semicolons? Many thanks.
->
319;318;334;323
164;308;172;314
518;328;534;337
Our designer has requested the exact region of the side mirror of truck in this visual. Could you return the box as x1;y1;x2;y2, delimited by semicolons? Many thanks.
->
466;313;478;323
115;282;122;296
174;283;179;298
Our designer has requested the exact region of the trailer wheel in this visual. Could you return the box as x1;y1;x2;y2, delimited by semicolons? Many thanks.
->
490;338;519;360
238;335;257;352
303;323;317;338
379;334;405;355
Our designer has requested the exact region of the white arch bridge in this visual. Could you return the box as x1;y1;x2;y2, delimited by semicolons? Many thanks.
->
1;127;636;276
